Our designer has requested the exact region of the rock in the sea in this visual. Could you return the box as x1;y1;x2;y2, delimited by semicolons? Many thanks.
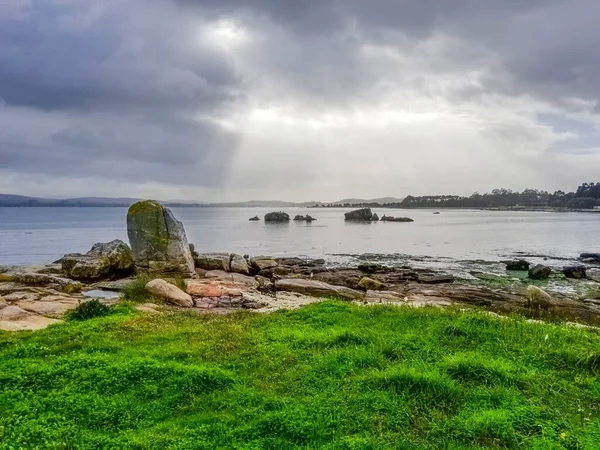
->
580;253;600;264
194;253;231;271
250;256;278;272
127;200;195;276
358;277;384;290
230;254;250;275
380;215;414;222
528;264;552;280
563;265;587;279
146;279;193;307
506;260;530;271
264;212;290;222
293;215;316;221
274;279;364;300
526;285;555;309
371;213;379;221
249;216;260;221
344;208;373;221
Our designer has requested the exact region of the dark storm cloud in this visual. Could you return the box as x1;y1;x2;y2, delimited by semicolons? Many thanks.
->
2;0;600;197
176;0;600;111
0;0;241;187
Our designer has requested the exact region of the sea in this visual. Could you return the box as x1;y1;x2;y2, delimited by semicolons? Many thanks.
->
1;207;599;277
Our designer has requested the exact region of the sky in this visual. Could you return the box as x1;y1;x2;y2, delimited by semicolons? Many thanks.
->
1;0;600;202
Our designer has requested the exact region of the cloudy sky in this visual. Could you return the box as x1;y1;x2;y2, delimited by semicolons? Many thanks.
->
2;0;600;202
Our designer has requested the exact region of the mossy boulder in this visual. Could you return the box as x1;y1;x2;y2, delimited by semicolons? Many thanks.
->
61;239;134;281
61;255;111;280
127;200;195;276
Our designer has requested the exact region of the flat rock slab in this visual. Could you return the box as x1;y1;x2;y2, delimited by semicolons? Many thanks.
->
135;303;161;313
88;278;136;292
275;279;364;300
186;281;223;297
16;299;79;318
203;271;259;287
0;305;62;331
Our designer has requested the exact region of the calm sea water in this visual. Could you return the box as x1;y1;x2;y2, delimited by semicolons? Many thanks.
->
0;207;599;268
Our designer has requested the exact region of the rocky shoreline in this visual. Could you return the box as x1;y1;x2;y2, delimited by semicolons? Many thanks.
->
1;200;599;331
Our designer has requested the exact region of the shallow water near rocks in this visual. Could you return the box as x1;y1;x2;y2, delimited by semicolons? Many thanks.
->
82;289;122;299
1;207;598;274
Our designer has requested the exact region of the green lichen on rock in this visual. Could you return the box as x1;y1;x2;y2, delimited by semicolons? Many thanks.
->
127;200;195;276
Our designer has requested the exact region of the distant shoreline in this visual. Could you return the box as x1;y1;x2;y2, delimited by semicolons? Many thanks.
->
2;204;600;213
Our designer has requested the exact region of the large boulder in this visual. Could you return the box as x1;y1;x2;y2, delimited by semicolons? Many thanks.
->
265;212;290;222
61;255;111;281
127;200;195;276
146;279;193;307
87;240;134;272
528;264;552;280
563;265;587;279
344;208;373;221
61;240;133;281
274;279;364;300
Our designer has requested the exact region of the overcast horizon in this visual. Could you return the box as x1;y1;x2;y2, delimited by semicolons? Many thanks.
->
2;1;600;203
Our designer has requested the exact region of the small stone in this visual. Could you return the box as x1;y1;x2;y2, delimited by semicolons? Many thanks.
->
526;285;555;309
528;264;552;280
242;302;264;309
562;265;587;279
230;254;250;275
222;287;243;297
358;277;384;290
505;260;530;271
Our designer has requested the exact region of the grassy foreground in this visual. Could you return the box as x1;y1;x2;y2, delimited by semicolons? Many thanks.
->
1;302;600;449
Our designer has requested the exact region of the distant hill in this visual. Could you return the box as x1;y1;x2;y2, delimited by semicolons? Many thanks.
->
0;194;403;208
0;194;140;207
329;197;405;205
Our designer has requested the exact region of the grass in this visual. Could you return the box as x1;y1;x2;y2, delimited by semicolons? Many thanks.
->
1;301;600;449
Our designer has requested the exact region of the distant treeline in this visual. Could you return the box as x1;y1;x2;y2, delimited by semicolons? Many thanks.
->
313;182;600;209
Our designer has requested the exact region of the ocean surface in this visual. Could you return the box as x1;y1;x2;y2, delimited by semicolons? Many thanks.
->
1;207;599;273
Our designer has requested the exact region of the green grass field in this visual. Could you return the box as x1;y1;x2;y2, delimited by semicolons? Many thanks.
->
1;301;600;449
